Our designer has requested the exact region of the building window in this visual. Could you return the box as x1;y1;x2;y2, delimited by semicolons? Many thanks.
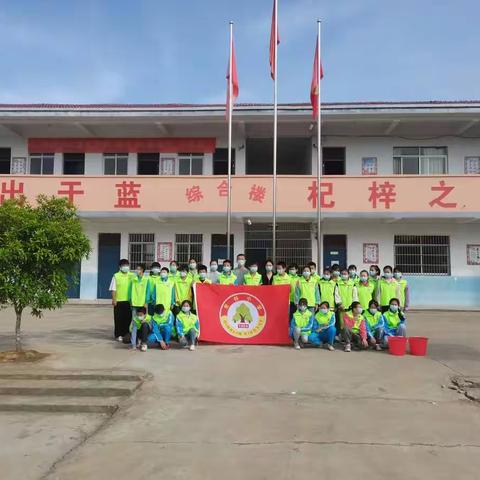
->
178;153;203;175
0;148;11;174
137;153;159;175
175;234;203;264
213;148;236;175
128;233;155;269
464;156;480;174
63;153;85;175
394;235;450;275
323;147;346;175
393;147;447;174
104;153;128;175
29;153;54;175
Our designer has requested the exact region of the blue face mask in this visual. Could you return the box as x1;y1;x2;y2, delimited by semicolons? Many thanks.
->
299;305;307;312
182;306;190;313
319;308;328;315
303;271;311;278
341;274;349;281
389;304;399;313
384;272;393;279
223;266;231;273
369;308;378;315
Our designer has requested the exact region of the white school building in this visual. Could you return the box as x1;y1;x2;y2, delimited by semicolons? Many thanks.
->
0;101;479;307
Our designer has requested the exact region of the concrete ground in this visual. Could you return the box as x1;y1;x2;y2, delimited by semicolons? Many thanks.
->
0;305;479;480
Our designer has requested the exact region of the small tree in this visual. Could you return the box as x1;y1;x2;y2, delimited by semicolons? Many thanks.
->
0;196;91;352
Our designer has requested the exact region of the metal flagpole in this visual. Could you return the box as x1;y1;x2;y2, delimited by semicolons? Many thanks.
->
316;20;322;268
272;0;278;263
227;21;233;260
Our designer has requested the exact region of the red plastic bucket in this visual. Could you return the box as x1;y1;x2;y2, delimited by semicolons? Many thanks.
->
388;336;407;356
409;337;429;356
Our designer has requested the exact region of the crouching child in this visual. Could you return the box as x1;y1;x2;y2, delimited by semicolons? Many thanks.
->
381;297;406;347
364;299;384;351
290;298;320;349
176;300;200;351
147;304;175;350
342;302;368;352
313;301;336;351
125;306;151;352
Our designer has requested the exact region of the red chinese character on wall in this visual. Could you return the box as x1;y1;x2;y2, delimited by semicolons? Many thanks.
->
368;181;396;209
249;184;266;203
0;179;24;204
186;185;204;203
114;181;141;208
217;180;228;197
307;181;335;209
57;181;84;204
428;180;457;209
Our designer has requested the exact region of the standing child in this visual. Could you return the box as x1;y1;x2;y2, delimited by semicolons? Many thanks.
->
244;262;262;285
208;260;220;284
394;267;410;311
307;261;320;283
187;258;199;282
130;263;150;318
273;261;291;286
290;298;318;349
295;266;320;314
288;264;300;320
151;267;175;315
313;301;336;350
148;304;175;350
147;262;162;316
174;266;193;315
318;268;336;311
348;264;360;285
109;259;134;342
218;259;238;285
176;300;200;351
192;264;212;311
381;298;407;347
342;302;368;352
334;268;358;332
376;265;401;313
168;261;180;282
364;299;384;350
357;269;375;310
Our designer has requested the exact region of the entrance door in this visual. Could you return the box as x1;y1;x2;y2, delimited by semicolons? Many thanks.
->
210;234;234;266
323;235;347;268
97;233;121;299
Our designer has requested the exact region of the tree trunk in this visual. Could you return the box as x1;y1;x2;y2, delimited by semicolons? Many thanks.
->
14;306;23;352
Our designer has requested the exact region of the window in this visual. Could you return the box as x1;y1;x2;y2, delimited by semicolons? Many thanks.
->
128;233;155;269
138;153;159;175
175;234;203;264
394;235;450;275
104;153;128;175
63;153;85;175
393;147;447;174
213;148;236;175
323;147;345;175
160;157;176;175
29;153;54;175
464;157;480;174
178;153;203;175
0;148;11;174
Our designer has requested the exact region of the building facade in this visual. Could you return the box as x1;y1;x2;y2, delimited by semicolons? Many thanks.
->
0;101;479;307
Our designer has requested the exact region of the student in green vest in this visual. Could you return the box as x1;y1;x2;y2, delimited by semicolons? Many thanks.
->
369;264;381;291
244;262;262;285
330;264;341;283
129;263;150;317
364;299;384;351
174;266;193;315
290;298;318;349
148;303;175;350
168;260;180;282
176;300;200;351
348;264;360;285
307;261;321;283
288;264;300;320
376;265;401;313
342;301;368;352
381;297;406;347
192;264;212;311
208;260;220;284
273;261;291;286
147;262;162;316
128;306;151;352
187;257;200;282
357;269;376;310
295;265;320;314
218;259;238;285
151;267;175;314
334;268;358;331
394;267;410;311
109;259;135;342
318;268;336;311
313;301;336;350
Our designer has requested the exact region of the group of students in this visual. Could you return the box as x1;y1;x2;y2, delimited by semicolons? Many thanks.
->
109;253;409;353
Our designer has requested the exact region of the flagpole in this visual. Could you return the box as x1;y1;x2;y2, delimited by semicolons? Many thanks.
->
272;0;278;263
316;19;322;268
227;21;233;260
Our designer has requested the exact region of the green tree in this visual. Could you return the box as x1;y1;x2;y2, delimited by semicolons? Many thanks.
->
233;303;253;324
0;196;90;352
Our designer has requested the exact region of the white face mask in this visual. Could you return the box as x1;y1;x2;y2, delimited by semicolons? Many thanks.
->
223;265;231;273
182;306;190;313
277;268;284;275
210;264;218;272
160;272;168;279
250;266;258;273
120;266;130;273
238;259;246;267
180;272;187;278
137;315;145;321
189;263;197;270
319;308;328;315
265;265;273;272
199;272;207;280
299;305;307;312
151;268;161;275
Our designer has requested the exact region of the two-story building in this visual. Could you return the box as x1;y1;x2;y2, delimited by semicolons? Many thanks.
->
0;101;479;307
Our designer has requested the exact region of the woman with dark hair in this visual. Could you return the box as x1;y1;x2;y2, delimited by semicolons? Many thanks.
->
342;301;368;352
261;258;275;285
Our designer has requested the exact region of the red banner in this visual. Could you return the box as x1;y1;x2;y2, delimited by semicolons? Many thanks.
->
195;284;291;345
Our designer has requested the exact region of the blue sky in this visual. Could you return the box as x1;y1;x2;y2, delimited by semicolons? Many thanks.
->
0;0;479;104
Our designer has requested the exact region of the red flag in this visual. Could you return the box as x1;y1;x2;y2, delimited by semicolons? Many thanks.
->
269;0;280;80
310;37;324;120
195;284;291;345
226;36;239;115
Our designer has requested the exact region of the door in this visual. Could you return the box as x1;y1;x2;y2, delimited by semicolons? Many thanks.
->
97;233;121;299
323;235;347;268
210;234;234;266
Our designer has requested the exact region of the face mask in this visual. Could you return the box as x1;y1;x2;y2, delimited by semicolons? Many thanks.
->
394;272;402;279
180;271;187;278
189;263;197;270
199;272;207;280
137;315;145;321
223;266;231;273
360;276;368;283
332;271;340;277
349;270;356;277
389;305;399;313
299;305;307;312
319;308;328;315
341;274;349;281
265;265;273;272
210;264;218;272
160;272;168;279
384;272;393;279
238;259;246;267
369;270;377;277
303;271;311;278
151;267;160;275
289;270;297;276
277;268;284;275
182;306;190;313
323;274;331;280
250;266;258;273
354;307;363;315
170;265;177;273
369;308;378;315
120;266;130;273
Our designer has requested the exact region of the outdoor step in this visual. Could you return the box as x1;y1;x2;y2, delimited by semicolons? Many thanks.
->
0;370;146;382
0;395;122;414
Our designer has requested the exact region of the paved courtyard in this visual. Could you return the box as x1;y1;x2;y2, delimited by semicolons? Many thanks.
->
0;305;479;480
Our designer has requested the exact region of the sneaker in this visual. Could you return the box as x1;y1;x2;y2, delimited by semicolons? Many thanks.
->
375;344;382;351
159;341;167;350
294;343;301;350
189;344;196;351
116;336;123;342
140;344;148;352
327;344;335;351
344;344;351;352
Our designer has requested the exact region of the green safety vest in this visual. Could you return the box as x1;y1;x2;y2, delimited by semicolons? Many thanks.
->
364;310;382;330
293;310;313;335
378;279;399;307
218;273;237;285
187;271;200;282
131;276;148;307
319;280;336;309
315;310;332;327
244;273;262;285
174;278;193;305
272;274;291;286
298;277;317;307
153;278;174;308
397;279;408;306
114;271;133;302
131;314;152;331
153;311;170;326
336;279;355;307
383;310;401;329
148;274;159;292
289;275;299;302
351;315;365;334
176;311;199;335
168;271;180;282
357;282;375;310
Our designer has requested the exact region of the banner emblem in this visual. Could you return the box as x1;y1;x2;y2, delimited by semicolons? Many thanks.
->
220;293;266;339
